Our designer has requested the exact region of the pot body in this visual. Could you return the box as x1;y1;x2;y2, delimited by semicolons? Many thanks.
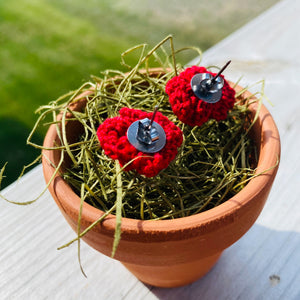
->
42;84;280;288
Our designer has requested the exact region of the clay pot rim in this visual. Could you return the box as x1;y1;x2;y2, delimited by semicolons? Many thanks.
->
42;82;280;237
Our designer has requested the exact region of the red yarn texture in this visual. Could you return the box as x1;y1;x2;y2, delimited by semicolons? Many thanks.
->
97;108;183;177
165;66;236;127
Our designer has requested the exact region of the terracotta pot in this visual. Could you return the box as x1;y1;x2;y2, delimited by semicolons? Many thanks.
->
42;83;280;288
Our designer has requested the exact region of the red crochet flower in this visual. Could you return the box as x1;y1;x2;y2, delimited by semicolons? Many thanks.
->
165;66;236;127
97;108;183;177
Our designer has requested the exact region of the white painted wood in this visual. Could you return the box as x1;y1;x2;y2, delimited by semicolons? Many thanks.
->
1;0;299;298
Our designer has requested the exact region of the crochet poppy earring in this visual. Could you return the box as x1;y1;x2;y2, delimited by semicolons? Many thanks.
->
97;107;183;177
165;62;236;127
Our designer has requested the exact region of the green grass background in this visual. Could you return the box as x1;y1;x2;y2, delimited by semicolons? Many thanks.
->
0;0;278;188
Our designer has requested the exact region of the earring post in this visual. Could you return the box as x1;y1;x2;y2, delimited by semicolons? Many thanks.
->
149;105;159;129
211;60;231;84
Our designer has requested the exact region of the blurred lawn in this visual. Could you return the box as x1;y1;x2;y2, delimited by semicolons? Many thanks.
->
0;0;278;188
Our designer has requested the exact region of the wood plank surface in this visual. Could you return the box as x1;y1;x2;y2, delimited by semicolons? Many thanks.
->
1;0;299;299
